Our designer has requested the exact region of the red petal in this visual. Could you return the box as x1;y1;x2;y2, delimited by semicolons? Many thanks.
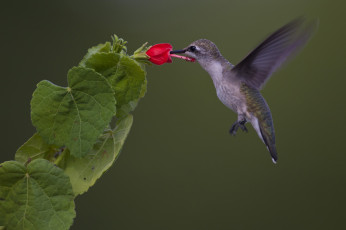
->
146;43;173;65
149;56;168;65
146;43;172;56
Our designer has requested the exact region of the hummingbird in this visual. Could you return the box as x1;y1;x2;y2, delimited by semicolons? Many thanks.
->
170;18;315;163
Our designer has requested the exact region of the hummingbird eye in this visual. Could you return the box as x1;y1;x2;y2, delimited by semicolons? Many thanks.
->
189;46;197;52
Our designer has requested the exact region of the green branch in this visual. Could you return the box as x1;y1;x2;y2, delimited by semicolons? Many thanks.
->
0;35;148;230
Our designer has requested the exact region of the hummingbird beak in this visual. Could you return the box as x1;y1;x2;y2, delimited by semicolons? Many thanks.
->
170;49;195;62
170;49;186;54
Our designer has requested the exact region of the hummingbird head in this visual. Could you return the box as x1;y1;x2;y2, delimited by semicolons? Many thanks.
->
171;39;222;63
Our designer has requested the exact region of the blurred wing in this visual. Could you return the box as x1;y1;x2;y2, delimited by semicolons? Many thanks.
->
231;18;316;89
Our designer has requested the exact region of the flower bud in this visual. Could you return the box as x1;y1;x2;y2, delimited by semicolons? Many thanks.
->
146;43;173;65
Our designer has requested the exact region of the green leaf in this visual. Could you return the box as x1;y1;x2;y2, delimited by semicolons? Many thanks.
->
31;66;116;158
113;56;147;117
0;159;75;230
81;53;147;118
15;133;61;164
57;114;133;196
81;52;121;79
79;42;111;66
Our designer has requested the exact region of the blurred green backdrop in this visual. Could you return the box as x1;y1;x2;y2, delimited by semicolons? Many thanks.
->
1;0;345;229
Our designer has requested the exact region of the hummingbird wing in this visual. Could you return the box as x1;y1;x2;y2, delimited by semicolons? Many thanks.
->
231;18;316;90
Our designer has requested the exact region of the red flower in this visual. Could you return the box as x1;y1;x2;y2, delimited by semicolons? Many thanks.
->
146;43;173;65
146;43;195;65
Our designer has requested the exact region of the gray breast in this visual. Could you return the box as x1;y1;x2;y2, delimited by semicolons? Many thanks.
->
216;83;244;114
202;59;246;114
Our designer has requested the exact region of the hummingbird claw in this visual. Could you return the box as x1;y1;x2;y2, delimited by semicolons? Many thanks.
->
229;119;248;135
229;123;238;135
240;124;248;133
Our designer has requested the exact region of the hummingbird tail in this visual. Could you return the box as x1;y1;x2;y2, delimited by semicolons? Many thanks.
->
259;128;278;164
268;145;278;164
243;83;278;164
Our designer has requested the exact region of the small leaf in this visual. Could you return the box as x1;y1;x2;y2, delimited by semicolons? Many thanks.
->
0;159;75;230
111;35;127;54
80;52;121;79
31;66;116;157
79;42;111;66
15;133;61;164
81;53;147;118
57;114;133;196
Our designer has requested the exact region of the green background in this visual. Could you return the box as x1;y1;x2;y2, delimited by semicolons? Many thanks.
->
1;0;345;229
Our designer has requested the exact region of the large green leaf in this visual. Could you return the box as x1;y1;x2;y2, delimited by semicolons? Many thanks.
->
15;133;61;164
81;53;147;118
31;66;116;157
0;159;75;230
57;114;133;196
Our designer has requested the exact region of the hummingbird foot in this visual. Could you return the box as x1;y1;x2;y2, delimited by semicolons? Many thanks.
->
229;119;248;136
